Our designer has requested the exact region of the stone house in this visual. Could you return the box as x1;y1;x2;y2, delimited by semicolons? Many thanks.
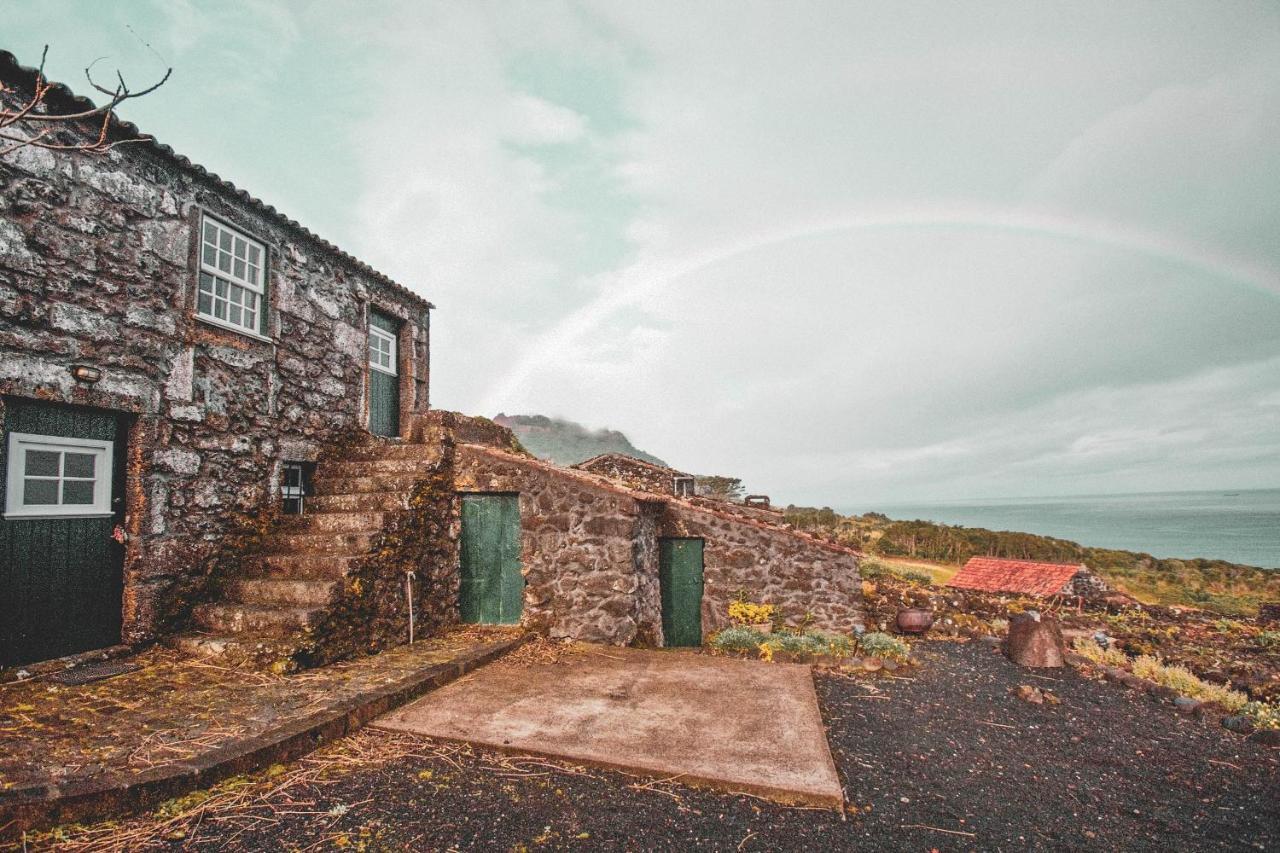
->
0;52;432;668
573;453;697;497
1;51;862;672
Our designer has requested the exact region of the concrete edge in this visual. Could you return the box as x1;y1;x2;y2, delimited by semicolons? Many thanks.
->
369;726;846;811
0;635;527;837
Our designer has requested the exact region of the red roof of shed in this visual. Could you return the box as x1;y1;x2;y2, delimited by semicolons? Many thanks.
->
946;557;1085;597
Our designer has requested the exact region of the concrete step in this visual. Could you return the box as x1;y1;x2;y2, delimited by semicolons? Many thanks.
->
276;511;387;533
192;602;325;636
306;491;412;513
320;458;433;478
225;578;339;608
258;530;379;555
243;553;362;579
342;442;441;462
311;472;425;495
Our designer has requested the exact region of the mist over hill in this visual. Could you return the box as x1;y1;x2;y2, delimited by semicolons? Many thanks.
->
493;414;668;468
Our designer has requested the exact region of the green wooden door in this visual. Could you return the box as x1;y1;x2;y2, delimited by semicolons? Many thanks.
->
367;311;400;438
459;494;523;624
1;399;125;667
659;538;704;647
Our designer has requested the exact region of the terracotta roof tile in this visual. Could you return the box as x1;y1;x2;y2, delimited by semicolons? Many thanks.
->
946;557;1085;597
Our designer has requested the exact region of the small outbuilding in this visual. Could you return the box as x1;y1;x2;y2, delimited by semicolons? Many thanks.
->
946;557;1108;598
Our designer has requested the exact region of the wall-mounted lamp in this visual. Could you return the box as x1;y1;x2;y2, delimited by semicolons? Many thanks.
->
70;364;102;384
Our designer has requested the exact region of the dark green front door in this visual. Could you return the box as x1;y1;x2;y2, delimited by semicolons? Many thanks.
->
459;494;523;624
659;537;704;647
367;310;399;438
1;398;126;667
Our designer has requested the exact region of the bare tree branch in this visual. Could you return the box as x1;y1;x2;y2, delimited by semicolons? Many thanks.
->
0;44;171;158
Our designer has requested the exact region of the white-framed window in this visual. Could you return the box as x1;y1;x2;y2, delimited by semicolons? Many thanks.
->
369;324;397;375
4;432;113;519
673;476;695;497
197;213;266;336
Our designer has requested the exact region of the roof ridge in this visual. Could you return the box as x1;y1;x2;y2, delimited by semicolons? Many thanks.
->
0;49;432;310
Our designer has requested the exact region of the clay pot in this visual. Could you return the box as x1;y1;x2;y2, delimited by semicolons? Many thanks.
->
751;623;774;635
896;607;935;635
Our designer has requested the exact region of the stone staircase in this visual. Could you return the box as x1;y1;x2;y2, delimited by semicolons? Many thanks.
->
175;438;451;668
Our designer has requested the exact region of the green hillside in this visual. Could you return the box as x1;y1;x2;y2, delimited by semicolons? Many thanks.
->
493;414;668;468
783;506;1280;616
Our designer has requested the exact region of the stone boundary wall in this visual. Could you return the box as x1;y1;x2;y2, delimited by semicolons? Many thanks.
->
0;78;431;648
660;502;864;638
573;454;691;496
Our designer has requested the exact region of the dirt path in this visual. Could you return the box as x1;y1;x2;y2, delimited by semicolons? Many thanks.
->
23;642;1279;851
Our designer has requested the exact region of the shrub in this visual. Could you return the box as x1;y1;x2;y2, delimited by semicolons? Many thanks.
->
1244;701;1280;731
1257;631;1280;649
762;633;826;656
710;626;766;653
808;632;854;657
1071;638;1129;668
859;560;889;579
857;631;911;662
900;570;933;586
1131;655;1249;712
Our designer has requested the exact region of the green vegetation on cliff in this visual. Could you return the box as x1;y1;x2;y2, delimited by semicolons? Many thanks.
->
784;506;1280;615
492;414;668;467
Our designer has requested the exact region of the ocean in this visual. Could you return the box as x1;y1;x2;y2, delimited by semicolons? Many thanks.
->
857;488;1280;569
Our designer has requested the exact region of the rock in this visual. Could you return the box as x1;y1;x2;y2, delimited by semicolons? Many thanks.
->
1014;684;1044;704
1247;729;1280;747
1102;666;1129;683
1043;690;1062;706
978;635;1003;648
1173;696;1202;714
862;657;884;672
1150;685;1181;703
1222;715;1256;734
1004;613;1066;668
881;659;900;673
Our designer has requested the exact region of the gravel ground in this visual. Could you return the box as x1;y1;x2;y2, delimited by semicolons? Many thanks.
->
30;641;1280;851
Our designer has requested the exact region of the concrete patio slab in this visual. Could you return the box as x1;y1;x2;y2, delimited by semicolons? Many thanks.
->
375;645;844;808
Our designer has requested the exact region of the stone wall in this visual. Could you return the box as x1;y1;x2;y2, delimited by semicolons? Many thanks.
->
660;503;864;638
0;64;431;649
453;444;664;644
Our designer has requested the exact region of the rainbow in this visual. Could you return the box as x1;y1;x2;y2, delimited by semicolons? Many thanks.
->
479;202;1280;412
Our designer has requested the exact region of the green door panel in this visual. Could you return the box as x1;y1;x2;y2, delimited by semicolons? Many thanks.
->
1;398;125;667
659;538;704;647
368;311;399;438
459;494;523;624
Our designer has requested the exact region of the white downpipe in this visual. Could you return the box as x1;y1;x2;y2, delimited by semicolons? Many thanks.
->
405;570;417;644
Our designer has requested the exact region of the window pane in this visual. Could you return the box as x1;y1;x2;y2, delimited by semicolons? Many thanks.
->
25;450;59;477
23;478;58;505
218;252;231;273
243;309;256;329
219;229;232;251
202;244;216;265
214;299;227;320
233;258;246;279
198;291;213;315
229;304;242;326
215;278;228;298
204;221;216;243
247;264;260;284
199;271;214;293
63;452;95;479
248;245;261;264
62;480;94;505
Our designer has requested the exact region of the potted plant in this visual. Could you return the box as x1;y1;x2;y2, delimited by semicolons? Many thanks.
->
729;599;776;634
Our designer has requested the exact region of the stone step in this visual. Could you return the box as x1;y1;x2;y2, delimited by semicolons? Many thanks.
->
225;578;339;608
169;633;259;659
320;458;433;478
342;442;441;462
192;602;325;636
243;553;362;579
258;530;380;555
311;472;425;495
306;491;412;513
276;511;387;533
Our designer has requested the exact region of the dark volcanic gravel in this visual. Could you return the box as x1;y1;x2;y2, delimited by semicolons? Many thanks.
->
86;643;1280;851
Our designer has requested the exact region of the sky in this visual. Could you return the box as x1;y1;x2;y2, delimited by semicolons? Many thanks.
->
8;1;1280;506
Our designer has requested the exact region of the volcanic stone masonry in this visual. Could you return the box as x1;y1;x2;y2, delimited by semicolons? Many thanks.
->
0;55;431;652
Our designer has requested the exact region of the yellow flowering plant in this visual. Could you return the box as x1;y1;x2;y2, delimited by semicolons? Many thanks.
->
728;600;775;625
